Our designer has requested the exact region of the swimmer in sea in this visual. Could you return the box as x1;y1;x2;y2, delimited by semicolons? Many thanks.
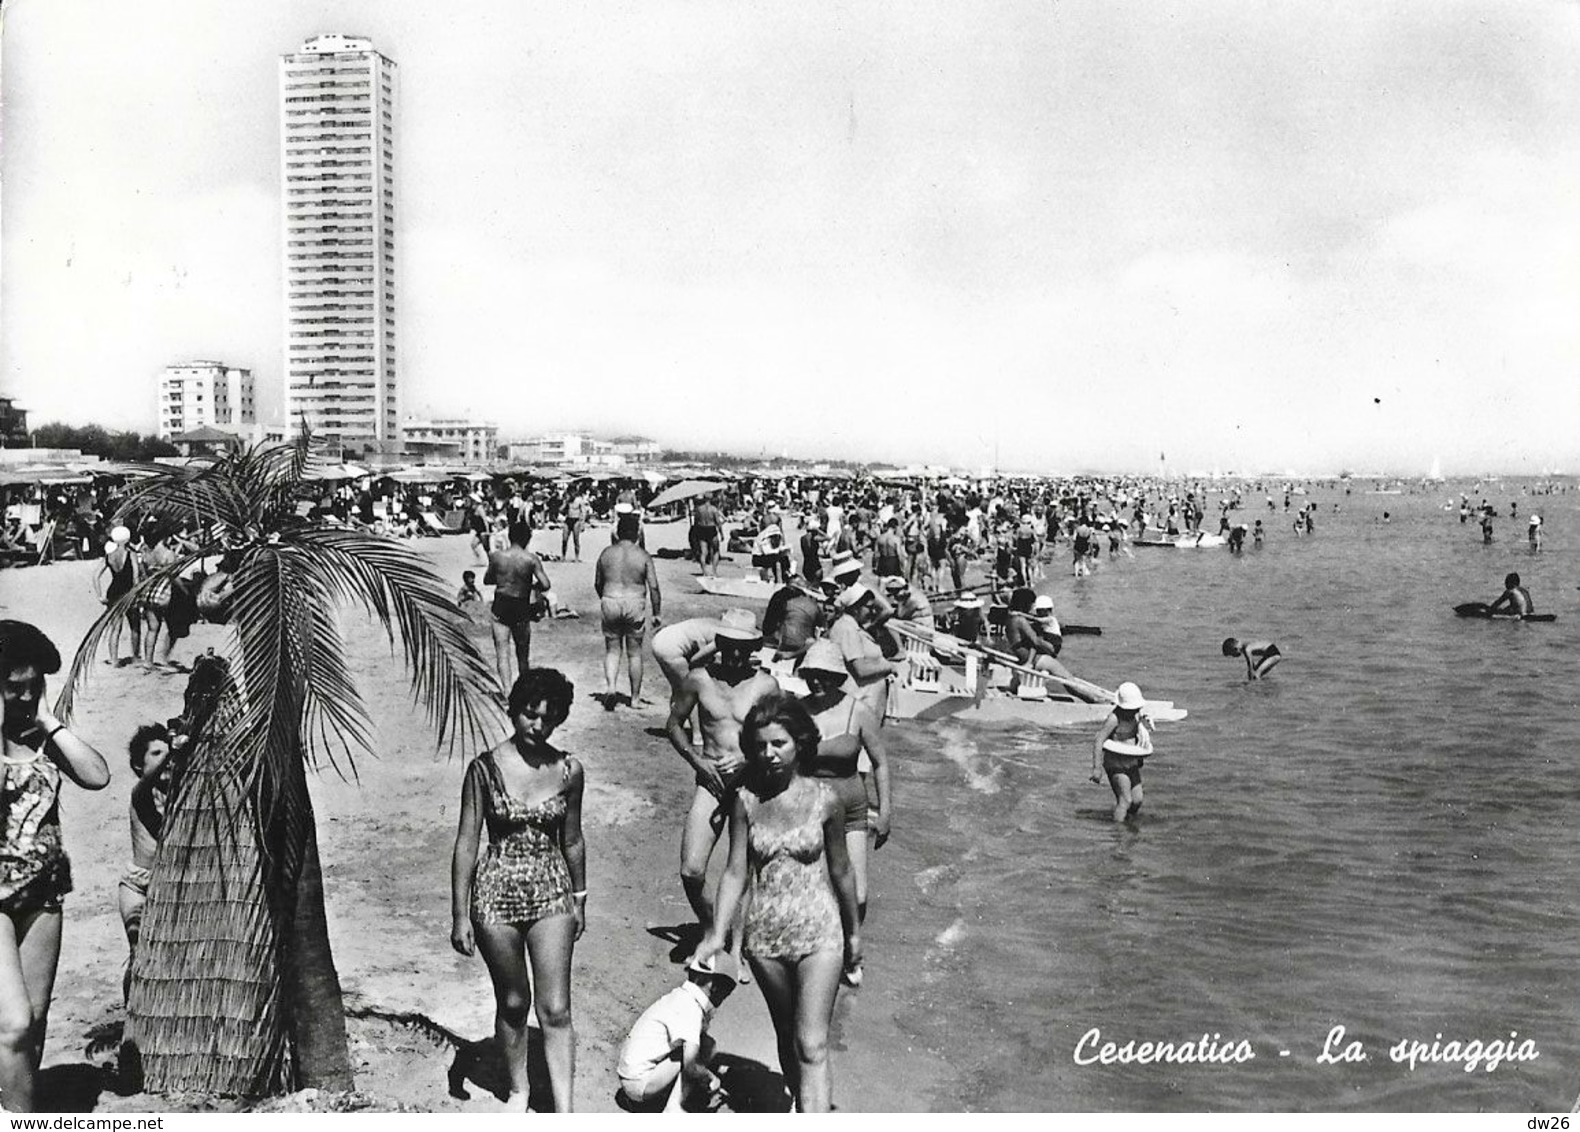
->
1222;637;1282;680
1486;572;1533;617
1090;681;1153;822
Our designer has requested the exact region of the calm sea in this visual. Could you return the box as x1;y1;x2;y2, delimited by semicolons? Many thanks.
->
865;482;1579;1111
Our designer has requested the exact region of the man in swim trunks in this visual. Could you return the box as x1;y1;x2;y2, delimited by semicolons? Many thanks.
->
690;498;724;579
486;521;553;688
1222;637;1283;680
872;519;904;582
561;491;589;563
596;513;661;708
666;625;779;943
1487;572;1534;616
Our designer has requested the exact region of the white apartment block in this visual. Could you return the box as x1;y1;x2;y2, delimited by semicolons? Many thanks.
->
280;34;398;455
401;419;499;466
158;361;257;440
506;433;638;467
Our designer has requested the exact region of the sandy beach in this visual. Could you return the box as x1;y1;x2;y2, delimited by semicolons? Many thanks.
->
0;518;951;1113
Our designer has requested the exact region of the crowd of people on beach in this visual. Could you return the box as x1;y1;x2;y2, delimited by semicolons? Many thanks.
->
0;461;1564;1113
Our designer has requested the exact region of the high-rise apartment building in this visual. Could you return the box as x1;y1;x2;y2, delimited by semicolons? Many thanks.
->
157;361;257;440
280;34;398;455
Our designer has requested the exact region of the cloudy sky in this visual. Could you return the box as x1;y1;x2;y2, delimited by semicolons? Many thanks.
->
3;0;1577;474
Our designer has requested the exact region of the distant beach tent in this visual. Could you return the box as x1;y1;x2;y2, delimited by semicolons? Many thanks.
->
647;478;727;509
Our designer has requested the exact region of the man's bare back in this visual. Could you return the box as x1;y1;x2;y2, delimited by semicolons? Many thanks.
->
487;545;548;599
596;541;655;599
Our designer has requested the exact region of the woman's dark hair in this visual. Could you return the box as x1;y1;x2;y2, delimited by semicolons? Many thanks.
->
129;723;171;775
508;667;575;721
739;692;819;778
0;621;61;677
1008;587;1036;614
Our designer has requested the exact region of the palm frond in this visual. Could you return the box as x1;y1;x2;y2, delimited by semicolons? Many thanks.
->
283;526;506;759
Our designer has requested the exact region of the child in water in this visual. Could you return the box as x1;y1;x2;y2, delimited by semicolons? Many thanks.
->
1223;637;1282;680
1091;682;1153;822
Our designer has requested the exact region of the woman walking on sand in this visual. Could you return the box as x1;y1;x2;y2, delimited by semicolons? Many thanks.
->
0;621;110;1111
451;668;586;1112
692;693;860;1113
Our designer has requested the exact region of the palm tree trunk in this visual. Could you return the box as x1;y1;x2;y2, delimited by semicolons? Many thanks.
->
278;776;353;1090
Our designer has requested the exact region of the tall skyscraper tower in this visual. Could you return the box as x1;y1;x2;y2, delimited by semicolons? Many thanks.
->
279;34;398;455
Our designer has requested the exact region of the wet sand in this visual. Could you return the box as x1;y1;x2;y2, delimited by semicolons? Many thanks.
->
0;518;949;1112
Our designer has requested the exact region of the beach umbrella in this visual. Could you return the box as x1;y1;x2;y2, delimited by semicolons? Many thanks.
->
647;478;726;509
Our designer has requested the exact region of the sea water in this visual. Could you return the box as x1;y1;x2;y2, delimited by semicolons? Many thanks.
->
866;484;1579;1111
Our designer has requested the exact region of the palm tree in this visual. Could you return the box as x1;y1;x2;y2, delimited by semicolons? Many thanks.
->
59;435;505;1095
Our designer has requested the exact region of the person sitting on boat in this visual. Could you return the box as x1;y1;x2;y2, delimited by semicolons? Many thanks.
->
1090;681;1154;823
1486;572;1534;617
882;575;934;631
1222;637;1283;680
948;592;986;644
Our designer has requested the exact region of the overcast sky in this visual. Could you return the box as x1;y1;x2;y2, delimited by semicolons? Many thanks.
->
3;0;1577;474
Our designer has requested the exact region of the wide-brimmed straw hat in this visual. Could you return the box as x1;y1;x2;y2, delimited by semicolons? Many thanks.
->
953;592;983;610
882;575;909;593
1115;681;1146;710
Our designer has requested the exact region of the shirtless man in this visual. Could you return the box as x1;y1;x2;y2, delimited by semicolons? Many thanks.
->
596;513;661;707
561;491;589;562
1222;637;1283;680
1487;572;1534;617
485;521;552;688
666;625;779;940
690;498;724;579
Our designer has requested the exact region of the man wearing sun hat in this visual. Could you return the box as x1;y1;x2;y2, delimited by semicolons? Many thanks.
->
666;612;779;942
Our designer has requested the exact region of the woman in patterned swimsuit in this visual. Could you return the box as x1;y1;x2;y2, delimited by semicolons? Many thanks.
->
0;621;110;1112
693;693;859;1113
451;667;586;1112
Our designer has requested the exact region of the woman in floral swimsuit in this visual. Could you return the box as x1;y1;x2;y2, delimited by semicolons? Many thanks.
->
692;692;859;1113
451;667;586;1112
0;621;110;1112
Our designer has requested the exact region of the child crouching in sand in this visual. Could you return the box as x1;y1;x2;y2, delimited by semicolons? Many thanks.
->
616;953;738;1111
1091;681;1154;823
